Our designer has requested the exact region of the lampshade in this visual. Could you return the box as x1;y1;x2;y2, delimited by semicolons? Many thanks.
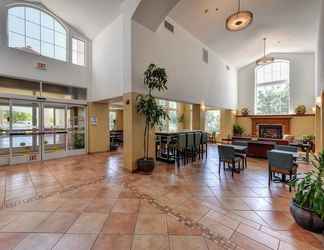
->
256;56;275;66
226;11;253;32
256;38;275;65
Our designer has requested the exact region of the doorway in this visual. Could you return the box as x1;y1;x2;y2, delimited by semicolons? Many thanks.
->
0;98;86;166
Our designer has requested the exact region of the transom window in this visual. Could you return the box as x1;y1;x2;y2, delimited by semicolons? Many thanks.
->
8;6;67;61
72;38;85;66
255;60;290;115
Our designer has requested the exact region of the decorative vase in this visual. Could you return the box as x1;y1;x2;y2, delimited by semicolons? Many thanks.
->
290;202;324;233
241;108;249;116
295;105;306;115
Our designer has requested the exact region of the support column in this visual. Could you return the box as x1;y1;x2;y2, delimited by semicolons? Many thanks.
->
315;106;321;153
115;110;124;130
123;92;155;172
192;104;205;130
88;102;109;153
321;91;324;152
220;109;236;140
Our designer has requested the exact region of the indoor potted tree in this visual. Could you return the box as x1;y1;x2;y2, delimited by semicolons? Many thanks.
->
290;151;324;233
136;64;169;173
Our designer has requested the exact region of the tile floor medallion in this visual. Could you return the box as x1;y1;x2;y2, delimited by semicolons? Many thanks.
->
0;146;322;250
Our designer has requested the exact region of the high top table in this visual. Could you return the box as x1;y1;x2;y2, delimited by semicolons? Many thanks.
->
155;130;203;163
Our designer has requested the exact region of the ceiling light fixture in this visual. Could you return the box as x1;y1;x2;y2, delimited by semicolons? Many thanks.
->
256;38;274;65
226;0;253;32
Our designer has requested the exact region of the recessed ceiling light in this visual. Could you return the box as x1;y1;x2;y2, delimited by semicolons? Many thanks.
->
204;9;209;14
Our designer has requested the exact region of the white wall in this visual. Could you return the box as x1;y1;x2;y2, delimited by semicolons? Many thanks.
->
238;53;315;114
0;0;91;89
131;18;238;109
91;15;125;101
317;0;324;96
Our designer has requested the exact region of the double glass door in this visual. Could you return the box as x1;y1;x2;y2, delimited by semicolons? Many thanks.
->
0;98;86;165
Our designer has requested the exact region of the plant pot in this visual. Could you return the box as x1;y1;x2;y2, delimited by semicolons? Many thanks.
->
290;202;324;233
137;158;155;173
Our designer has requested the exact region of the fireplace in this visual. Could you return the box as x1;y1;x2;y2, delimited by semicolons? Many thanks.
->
259;124;283;139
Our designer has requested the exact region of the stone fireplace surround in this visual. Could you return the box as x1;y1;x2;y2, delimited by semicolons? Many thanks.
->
251;116;291;137
258;124;283;139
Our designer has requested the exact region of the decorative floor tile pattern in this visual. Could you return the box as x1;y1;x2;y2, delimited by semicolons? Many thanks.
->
0;146;322;249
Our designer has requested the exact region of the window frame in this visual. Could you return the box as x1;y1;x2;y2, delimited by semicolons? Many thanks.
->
72;37;86;66
254;60;291;115
204;109;221;134
158;99;178;132
6;4;71;63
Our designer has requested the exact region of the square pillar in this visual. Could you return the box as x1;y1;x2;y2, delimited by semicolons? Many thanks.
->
220;109;236;139
88;102;109;153
123;92;155;172
192;104;205;130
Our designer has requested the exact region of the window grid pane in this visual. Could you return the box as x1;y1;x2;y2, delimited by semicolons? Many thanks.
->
205;110;220;133
72;38;85;66
255;61;290;115
8;6;67;62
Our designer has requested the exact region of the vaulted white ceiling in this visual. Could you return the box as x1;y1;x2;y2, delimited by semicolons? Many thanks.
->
36;0;124;39
169;0;321;68
34;0;321;68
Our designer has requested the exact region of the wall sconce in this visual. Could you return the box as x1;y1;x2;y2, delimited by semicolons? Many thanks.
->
201;103;206;112
312;107;316;113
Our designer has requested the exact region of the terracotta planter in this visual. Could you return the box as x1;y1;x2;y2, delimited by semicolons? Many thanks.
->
290;202;324;233
137;158;155;173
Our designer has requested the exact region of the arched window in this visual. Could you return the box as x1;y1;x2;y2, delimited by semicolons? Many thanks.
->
255;60;290;115
8;6;67;61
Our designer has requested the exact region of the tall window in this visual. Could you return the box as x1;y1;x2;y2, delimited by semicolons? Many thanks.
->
158;100;178;131
109;111;117;131
72;38;85;66
8;6;67;61
205;110;221;133
255;60;290;115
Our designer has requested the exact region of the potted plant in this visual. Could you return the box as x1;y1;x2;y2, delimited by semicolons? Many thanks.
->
136;64;169;173
290;152;324;233
303;135;315;144
233;124;245;136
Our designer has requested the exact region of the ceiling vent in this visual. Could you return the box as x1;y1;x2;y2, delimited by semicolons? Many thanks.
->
202;48;209;64
164;20;174;33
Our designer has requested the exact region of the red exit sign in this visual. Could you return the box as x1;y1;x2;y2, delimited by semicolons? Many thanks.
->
36;62;47;70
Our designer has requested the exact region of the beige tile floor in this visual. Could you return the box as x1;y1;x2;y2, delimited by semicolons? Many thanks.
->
0;145;323;250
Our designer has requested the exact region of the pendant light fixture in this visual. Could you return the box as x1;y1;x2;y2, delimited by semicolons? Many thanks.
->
256;38;274;65
226;0;253;32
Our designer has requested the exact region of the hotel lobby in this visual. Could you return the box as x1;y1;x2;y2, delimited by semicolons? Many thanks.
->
0;0;324;249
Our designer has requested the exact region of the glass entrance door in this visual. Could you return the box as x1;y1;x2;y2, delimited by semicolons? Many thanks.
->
0;99;10;165
0;98;87;166
67;105;86;153
10;100;41;164
42;103;67;160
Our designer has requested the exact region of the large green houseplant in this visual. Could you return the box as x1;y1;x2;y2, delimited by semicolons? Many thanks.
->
290;151;324;233
136;64;169;172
